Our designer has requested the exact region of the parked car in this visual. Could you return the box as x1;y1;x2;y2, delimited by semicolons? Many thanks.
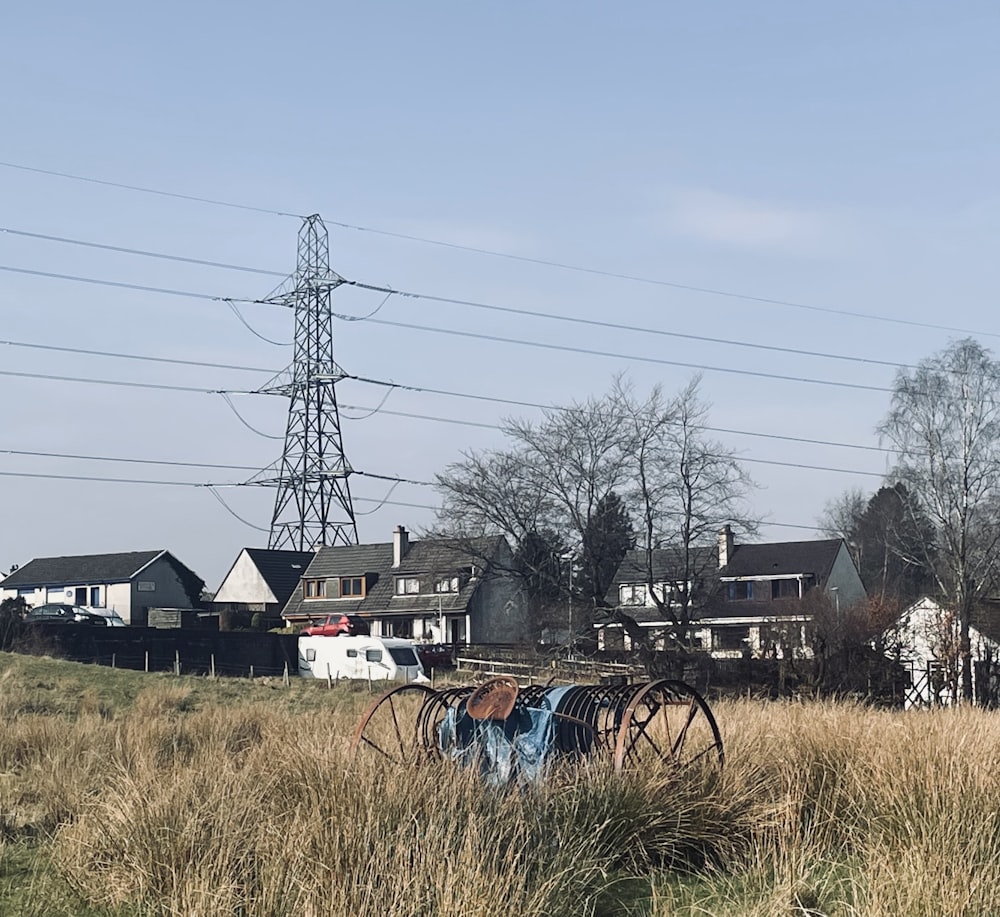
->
416;643;454;669
302;613;370;637
24;604;108;626
90;609;127;627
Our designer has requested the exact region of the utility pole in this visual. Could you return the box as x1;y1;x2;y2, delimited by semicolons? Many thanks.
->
249;214;358;550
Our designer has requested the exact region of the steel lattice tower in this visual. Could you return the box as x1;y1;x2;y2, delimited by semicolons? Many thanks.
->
251;214;358;550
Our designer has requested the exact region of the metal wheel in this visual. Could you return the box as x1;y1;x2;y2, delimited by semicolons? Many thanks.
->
350;683;438;763
612;679;724;772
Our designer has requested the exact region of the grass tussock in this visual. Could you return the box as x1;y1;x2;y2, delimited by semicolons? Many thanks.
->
5;652;1000;915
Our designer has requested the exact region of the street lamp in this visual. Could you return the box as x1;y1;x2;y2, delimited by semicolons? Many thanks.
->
560;551;575;655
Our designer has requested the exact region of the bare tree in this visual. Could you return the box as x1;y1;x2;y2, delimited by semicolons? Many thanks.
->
878;338;1000;699
620;376;757;637
434;375;757;648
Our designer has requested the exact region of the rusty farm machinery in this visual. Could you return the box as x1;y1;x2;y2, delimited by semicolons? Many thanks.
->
350;676;724;784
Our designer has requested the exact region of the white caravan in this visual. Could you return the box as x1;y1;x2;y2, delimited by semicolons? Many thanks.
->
298;635;427;683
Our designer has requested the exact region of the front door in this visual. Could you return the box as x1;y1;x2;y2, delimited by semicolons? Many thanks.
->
75;587;87;606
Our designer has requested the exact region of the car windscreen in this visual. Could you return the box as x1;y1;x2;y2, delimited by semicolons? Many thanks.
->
387;647;418;667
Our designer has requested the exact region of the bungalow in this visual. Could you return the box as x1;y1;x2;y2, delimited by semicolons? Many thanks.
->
0;550;204;626
891;596;1000;707
603;525;866;658
281;525;525;644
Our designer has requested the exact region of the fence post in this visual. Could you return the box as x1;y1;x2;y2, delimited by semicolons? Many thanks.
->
326;662;333;689
283;661;289;686
210;654;216;679
249;665;254;680
174;650;180;676
111;653;116;670
144;650;149;673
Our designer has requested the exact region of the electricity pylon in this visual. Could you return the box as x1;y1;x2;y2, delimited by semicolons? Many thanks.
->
249;214;358;550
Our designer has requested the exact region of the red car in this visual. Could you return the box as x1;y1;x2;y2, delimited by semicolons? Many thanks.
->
302;614;370;637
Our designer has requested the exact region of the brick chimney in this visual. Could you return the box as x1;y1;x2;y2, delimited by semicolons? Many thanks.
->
392;525;409;568
718;524;734;569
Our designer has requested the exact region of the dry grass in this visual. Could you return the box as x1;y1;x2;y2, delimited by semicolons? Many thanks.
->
3;652;1000;915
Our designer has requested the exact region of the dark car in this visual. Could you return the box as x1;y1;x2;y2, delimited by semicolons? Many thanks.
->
302;613;370;637
24;604;108;626
416;643;454;669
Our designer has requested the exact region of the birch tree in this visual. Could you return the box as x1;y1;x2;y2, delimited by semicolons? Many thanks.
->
878;338;1000;699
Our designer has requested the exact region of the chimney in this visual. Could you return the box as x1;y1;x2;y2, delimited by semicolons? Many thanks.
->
718;524;734;569
392;525;409;568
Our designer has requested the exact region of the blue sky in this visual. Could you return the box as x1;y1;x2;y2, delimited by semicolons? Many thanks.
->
1;2;997;590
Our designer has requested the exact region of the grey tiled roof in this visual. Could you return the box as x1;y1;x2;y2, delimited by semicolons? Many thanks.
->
720;539;842;581
243;549;314;605
282;535;506;619
2;551;166;587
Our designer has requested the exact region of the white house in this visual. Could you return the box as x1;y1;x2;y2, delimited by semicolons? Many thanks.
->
892;596;1000;707
213;548;314;625
604;525;867;658
0;550;205;626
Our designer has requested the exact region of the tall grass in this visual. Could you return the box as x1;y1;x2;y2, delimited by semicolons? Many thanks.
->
4;654;1000;916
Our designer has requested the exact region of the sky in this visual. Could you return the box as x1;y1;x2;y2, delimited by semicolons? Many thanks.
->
1;2;997;591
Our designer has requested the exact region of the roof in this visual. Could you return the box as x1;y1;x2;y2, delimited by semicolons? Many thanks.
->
609;546;717;590
281;535;507;619
1;550;167;588
242;548;315;605
720;539;843;581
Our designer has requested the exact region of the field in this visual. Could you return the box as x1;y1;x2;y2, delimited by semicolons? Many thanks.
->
1;652;999;917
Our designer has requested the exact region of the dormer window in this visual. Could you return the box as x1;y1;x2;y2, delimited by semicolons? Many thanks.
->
395;576;420;595
340;577;365;597
727;581;753;601
434;576;459;594
304;579;326;599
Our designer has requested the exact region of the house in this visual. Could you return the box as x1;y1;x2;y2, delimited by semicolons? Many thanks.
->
281;525;524;644
213;548;314;625
891;596;1000;707
603;525;866;657
0;550;205;626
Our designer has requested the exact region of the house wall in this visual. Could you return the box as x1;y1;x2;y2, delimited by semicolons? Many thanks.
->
826;544;867;607
213;551;278;605
127;556;197;626
107;583;134;622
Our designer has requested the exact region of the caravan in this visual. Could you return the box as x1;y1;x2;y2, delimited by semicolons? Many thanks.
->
298;635;427;683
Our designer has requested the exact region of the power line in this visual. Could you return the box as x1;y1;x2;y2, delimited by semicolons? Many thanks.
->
0;337;278;374
344;281;916;372
337;402;886;478
0;227;287;277
7;219;993;358
0;263;246;303
0;161;303;218
0;367;245;395
347;318;894;393
0;446;261;472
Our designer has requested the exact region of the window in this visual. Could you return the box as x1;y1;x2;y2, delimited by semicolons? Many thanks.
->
388;646;419;667
771;579;799;600
365;648;383;664
712;626;750;651
340;577;365;597
619;584;648;606
346;648;358;658
305;648;317;662
395;577;420;595
727;581;753;601
90;586;103;608
434;576;459;593
304;579;327;599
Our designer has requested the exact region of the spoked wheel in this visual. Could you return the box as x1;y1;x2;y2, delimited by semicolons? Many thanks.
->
350;683;438;763
613;679;724;772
